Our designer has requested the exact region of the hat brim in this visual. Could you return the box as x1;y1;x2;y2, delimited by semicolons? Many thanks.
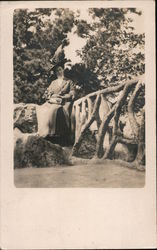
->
50;59;68;72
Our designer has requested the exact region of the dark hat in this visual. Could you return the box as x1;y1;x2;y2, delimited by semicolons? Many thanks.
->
49;59;67;73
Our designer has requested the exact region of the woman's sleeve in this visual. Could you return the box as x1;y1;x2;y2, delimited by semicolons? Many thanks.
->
60;80;77;101
43;83;54;100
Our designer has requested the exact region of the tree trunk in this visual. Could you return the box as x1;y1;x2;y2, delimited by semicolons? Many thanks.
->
96;105;116;158
135;109;145;165
128;80;142;141
104;135;118;159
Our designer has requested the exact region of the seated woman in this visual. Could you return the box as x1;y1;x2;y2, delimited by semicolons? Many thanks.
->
36;65;77;146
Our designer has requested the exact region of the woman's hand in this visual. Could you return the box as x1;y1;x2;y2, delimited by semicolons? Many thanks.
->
48;96;63;104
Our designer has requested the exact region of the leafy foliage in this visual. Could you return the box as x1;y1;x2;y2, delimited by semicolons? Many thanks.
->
65;63;100;97
79;8;145;85
76;8;145;113
13;8;75;104
14;8;145;109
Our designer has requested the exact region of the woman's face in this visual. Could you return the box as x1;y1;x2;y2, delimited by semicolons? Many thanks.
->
56;67;64;78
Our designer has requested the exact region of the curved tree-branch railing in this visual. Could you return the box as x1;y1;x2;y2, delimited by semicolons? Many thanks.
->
72;75;145;165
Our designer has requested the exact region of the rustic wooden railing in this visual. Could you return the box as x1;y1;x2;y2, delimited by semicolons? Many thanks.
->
72;75;145;165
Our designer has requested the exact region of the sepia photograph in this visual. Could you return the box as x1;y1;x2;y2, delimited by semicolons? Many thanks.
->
13;7;146;187
0;1;156;249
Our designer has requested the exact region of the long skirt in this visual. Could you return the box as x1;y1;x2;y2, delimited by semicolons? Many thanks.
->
36;102;70;138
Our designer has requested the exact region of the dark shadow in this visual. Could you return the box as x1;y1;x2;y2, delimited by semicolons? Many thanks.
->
45;108;74;147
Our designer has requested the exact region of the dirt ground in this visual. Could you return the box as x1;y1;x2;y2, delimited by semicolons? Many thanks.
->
14;160;145;188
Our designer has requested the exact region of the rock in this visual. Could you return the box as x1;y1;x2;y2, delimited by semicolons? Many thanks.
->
113;142;137;162
14;128;69;168
119;115;135;139
75;129;97;159
14;103;38;133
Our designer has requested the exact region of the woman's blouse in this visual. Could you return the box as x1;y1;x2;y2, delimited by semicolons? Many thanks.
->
44;77;77;102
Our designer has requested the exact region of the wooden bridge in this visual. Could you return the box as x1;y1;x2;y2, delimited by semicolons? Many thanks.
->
72;75;145;164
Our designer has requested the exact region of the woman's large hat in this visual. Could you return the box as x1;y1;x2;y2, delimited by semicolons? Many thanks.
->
49;39;70;72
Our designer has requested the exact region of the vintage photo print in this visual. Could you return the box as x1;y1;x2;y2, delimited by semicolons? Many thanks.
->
0;1;156;249
13;5;146;188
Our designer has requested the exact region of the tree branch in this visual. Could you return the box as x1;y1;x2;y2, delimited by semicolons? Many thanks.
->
74;75;142;106
72;94;101;155
103;83;133;159
95;104;116;158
